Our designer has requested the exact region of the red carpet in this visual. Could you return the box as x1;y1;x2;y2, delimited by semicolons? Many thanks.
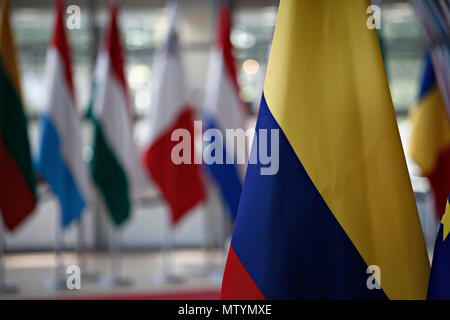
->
59;289;220;300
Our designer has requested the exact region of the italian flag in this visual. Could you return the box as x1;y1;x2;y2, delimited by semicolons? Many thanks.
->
142;5;205;225
0;0;36;231
91;4;139;226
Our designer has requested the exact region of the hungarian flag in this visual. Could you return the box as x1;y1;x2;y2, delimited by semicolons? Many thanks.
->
409;54;450;220
142;5;205;225
222;0;429;299
203;3;247;222
0;0;37;231
90;4;138;226
37;0;88;228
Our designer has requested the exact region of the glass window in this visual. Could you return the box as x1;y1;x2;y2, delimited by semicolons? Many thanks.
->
380;1;426;116
13;6;92;116
233;6;277;112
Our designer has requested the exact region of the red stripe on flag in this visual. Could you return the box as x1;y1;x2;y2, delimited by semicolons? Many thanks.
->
215;4;239;93
221;245;265;300
0;137;36;231
51;0;75;100
427;146;450;219
142;107;205;225
104;3;133;117
215;3;247;116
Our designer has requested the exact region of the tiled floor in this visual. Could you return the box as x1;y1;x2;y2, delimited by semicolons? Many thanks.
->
0;249;224;299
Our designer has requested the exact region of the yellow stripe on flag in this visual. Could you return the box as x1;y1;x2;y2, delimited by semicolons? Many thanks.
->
264;0;429;299
0;0;22;98
409;88;450;175
442;199;450;242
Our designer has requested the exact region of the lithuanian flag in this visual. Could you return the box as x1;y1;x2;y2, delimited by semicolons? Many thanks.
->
0;0;36;231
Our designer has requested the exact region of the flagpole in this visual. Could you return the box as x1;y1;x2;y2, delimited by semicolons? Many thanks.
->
76;216;98;282
154;213;183;284
202;202;216;274
207;200;231;282
209;187;232;281
76;218;85;276
194;194;229;283
110;226;121;282
75;195;98;282
55;214;65;285
194;193;220;278
42;210;67;291
220;204;232;267
99;224;131;287
0;216;18;293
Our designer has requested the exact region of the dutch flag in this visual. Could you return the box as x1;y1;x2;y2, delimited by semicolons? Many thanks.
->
37;0;88;228
203;3;247;222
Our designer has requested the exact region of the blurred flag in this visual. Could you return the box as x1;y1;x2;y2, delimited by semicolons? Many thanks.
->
428;194;450;299
0;0;36;231
410;0;450;118
222;0;430;299
203;3;247;222
142;5;206;225
409;54;450;220
37;0;88;228
90;4;138;226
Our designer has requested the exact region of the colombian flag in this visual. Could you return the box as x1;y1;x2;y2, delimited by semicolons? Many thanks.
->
221;0;430;299
428;194;450;299
409;54;450;220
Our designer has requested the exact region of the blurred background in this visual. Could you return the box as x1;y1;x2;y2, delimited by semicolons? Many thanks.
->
0;0;442;299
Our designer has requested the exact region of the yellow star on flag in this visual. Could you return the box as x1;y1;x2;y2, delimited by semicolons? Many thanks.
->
442;200;450;242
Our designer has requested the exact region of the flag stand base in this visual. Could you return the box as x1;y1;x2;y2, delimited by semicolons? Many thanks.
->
182;248;224;280
0;219;19;294
152;273;184;285
76;218;100;283
41;257;68;292
42;276;68;292
0;282;19;294
97;227;132;288
152;217;186;285
98;275;132;288
184;202;230;283
82;271;101;282
42;213;69;292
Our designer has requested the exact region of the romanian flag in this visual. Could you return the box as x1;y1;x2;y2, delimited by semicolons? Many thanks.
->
0;0;36;231
428;194;450;299
409;54;450;220
221;0;430;299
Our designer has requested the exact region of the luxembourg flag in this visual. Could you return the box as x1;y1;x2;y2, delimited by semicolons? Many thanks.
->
90;3;140;226
142;4;206;225
37;0;88;228
203;3;247;222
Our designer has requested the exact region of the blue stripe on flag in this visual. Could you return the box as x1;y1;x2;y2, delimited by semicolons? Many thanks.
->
203;118;242;222
428;224;450;300
231;94;388;299
38;115;85;228
419;53;436;100
428;195;450;300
